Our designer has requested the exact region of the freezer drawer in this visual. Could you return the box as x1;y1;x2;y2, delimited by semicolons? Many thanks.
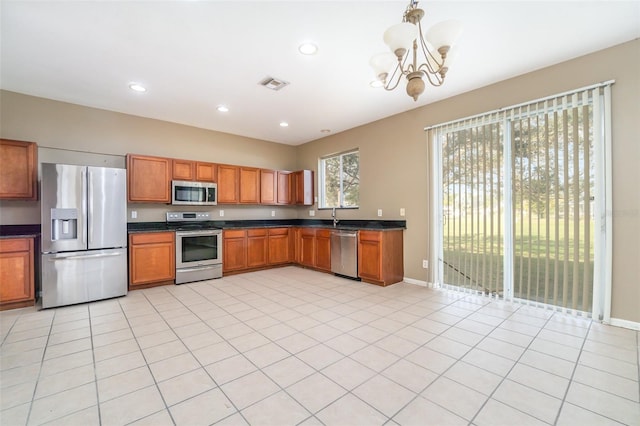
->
41;248;127;309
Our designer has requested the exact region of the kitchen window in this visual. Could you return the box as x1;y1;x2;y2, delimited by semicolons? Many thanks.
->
319;149;359;208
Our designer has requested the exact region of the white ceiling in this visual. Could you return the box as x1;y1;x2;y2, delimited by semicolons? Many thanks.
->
1;1;638;146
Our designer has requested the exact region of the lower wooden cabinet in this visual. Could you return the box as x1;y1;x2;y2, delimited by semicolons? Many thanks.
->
268;228;292;265
247;229;268;268
223;229;247;273
299;228;316;268
315;229;332;272
0;238;35;309
358;230;404;286
129;232;175;288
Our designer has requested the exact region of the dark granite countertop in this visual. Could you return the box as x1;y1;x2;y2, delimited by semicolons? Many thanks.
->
0;224;41;239
128;219;406;233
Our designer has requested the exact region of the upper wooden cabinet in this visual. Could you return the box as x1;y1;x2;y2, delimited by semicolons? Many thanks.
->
195;162;217;182
0;139;37;200
260;169;277;205
240;167;260;204
172;159;195;181
277;171;293;205
217;164;240;204
127;154;171;203
0;237;35;309
294;170;314;206
172;159;217;183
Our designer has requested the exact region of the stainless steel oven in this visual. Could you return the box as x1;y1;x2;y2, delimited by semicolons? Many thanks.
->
168;212;222;284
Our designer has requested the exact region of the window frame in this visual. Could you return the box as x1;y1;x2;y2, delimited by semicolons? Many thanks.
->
318;148;360;209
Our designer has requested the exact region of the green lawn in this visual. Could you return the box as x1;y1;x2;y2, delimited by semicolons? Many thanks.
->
442;216;594;311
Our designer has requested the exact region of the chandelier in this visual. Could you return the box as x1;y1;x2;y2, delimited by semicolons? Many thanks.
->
370;0;462;101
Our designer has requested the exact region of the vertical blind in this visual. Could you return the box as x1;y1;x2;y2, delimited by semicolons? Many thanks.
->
428;82;613;316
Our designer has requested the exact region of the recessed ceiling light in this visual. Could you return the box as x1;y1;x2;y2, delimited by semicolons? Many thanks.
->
217;105;229;112
279;122;289;127
128;83;146;92
298;42;318;55
369;80;384;88
320;129;331;133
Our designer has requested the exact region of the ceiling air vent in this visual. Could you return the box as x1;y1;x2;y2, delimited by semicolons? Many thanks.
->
258;76;289;91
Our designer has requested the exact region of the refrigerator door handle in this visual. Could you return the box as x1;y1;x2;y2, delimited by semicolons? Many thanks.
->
88;170;93;245
48;252;122;261
81;168;88;245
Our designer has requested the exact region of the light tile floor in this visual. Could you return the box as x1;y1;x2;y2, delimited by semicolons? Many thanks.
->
1;267;639;426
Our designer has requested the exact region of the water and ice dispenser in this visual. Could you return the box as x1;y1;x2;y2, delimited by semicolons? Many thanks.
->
50;208;78;241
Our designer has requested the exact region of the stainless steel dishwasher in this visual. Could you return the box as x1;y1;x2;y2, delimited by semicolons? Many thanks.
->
331;230;359;279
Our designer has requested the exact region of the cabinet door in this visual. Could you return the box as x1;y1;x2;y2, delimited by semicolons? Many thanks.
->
260;169;277;205
223;230;247;272
0;139;37;200
358;231;382;282
294;170;314;205
217;165;240;204
268;228;290;264
0;238;34;304
276;171;292;205
127;154;171;203
240;167;260;204
247;229;268;268
195;162;217;182
315;229;332;272
299;228;316;267
172;159;195;181
129;232;176;286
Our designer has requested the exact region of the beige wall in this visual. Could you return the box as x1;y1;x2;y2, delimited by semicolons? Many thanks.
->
298;39;640;323
0;92;299;223
1;40;638;322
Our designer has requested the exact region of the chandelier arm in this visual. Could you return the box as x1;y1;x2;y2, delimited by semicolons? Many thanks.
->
383;62;405;91
417;21;443;74
420;68;445;86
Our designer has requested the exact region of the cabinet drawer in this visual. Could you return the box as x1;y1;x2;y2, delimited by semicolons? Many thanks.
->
301;228;316;237
0;238;31;252
247;229;268;237
268;228;289;236
224;229;247;239
359;230;382;242
130;232;174;245
316;229;331;238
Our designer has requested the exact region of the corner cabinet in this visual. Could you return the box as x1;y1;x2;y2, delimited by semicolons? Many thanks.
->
0;238;35;309
127;154;171;203
129;232;175;288
0;139;37;200
358;230;404;286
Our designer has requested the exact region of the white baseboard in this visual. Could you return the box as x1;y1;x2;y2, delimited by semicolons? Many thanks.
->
607;318;640;331
403;277;428;287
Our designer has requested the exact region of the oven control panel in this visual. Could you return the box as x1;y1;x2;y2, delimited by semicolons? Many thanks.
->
167;212;211;222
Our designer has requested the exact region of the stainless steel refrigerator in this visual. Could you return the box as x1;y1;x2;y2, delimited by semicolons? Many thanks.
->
41;163;128;309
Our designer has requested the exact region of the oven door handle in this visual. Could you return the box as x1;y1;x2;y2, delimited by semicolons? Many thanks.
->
176;230;220;237
177;265;218;272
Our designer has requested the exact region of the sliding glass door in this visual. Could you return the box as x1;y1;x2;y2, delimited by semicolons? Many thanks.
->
434;86;608;314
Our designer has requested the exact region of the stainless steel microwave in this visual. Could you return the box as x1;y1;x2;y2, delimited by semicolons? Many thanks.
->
171;180;217;205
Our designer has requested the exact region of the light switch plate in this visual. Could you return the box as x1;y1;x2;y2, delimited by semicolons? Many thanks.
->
309;210;315;216
400;208;405;217
219;210;224;217
377;209;382;217
131;210;137;219
271;210;275;217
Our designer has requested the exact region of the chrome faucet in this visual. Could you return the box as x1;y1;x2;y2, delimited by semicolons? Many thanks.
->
332;207;339;227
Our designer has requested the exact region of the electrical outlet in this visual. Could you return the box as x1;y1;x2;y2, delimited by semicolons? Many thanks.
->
309;210;315;216
131;210;137;219
219;210;224;217
377;209;382;217
271;210;275;217
422;260;429;269
400;208;405;217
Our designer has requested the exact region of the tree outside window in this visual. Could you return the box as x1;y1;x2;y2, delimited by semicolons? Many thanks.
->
320;150;359;208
